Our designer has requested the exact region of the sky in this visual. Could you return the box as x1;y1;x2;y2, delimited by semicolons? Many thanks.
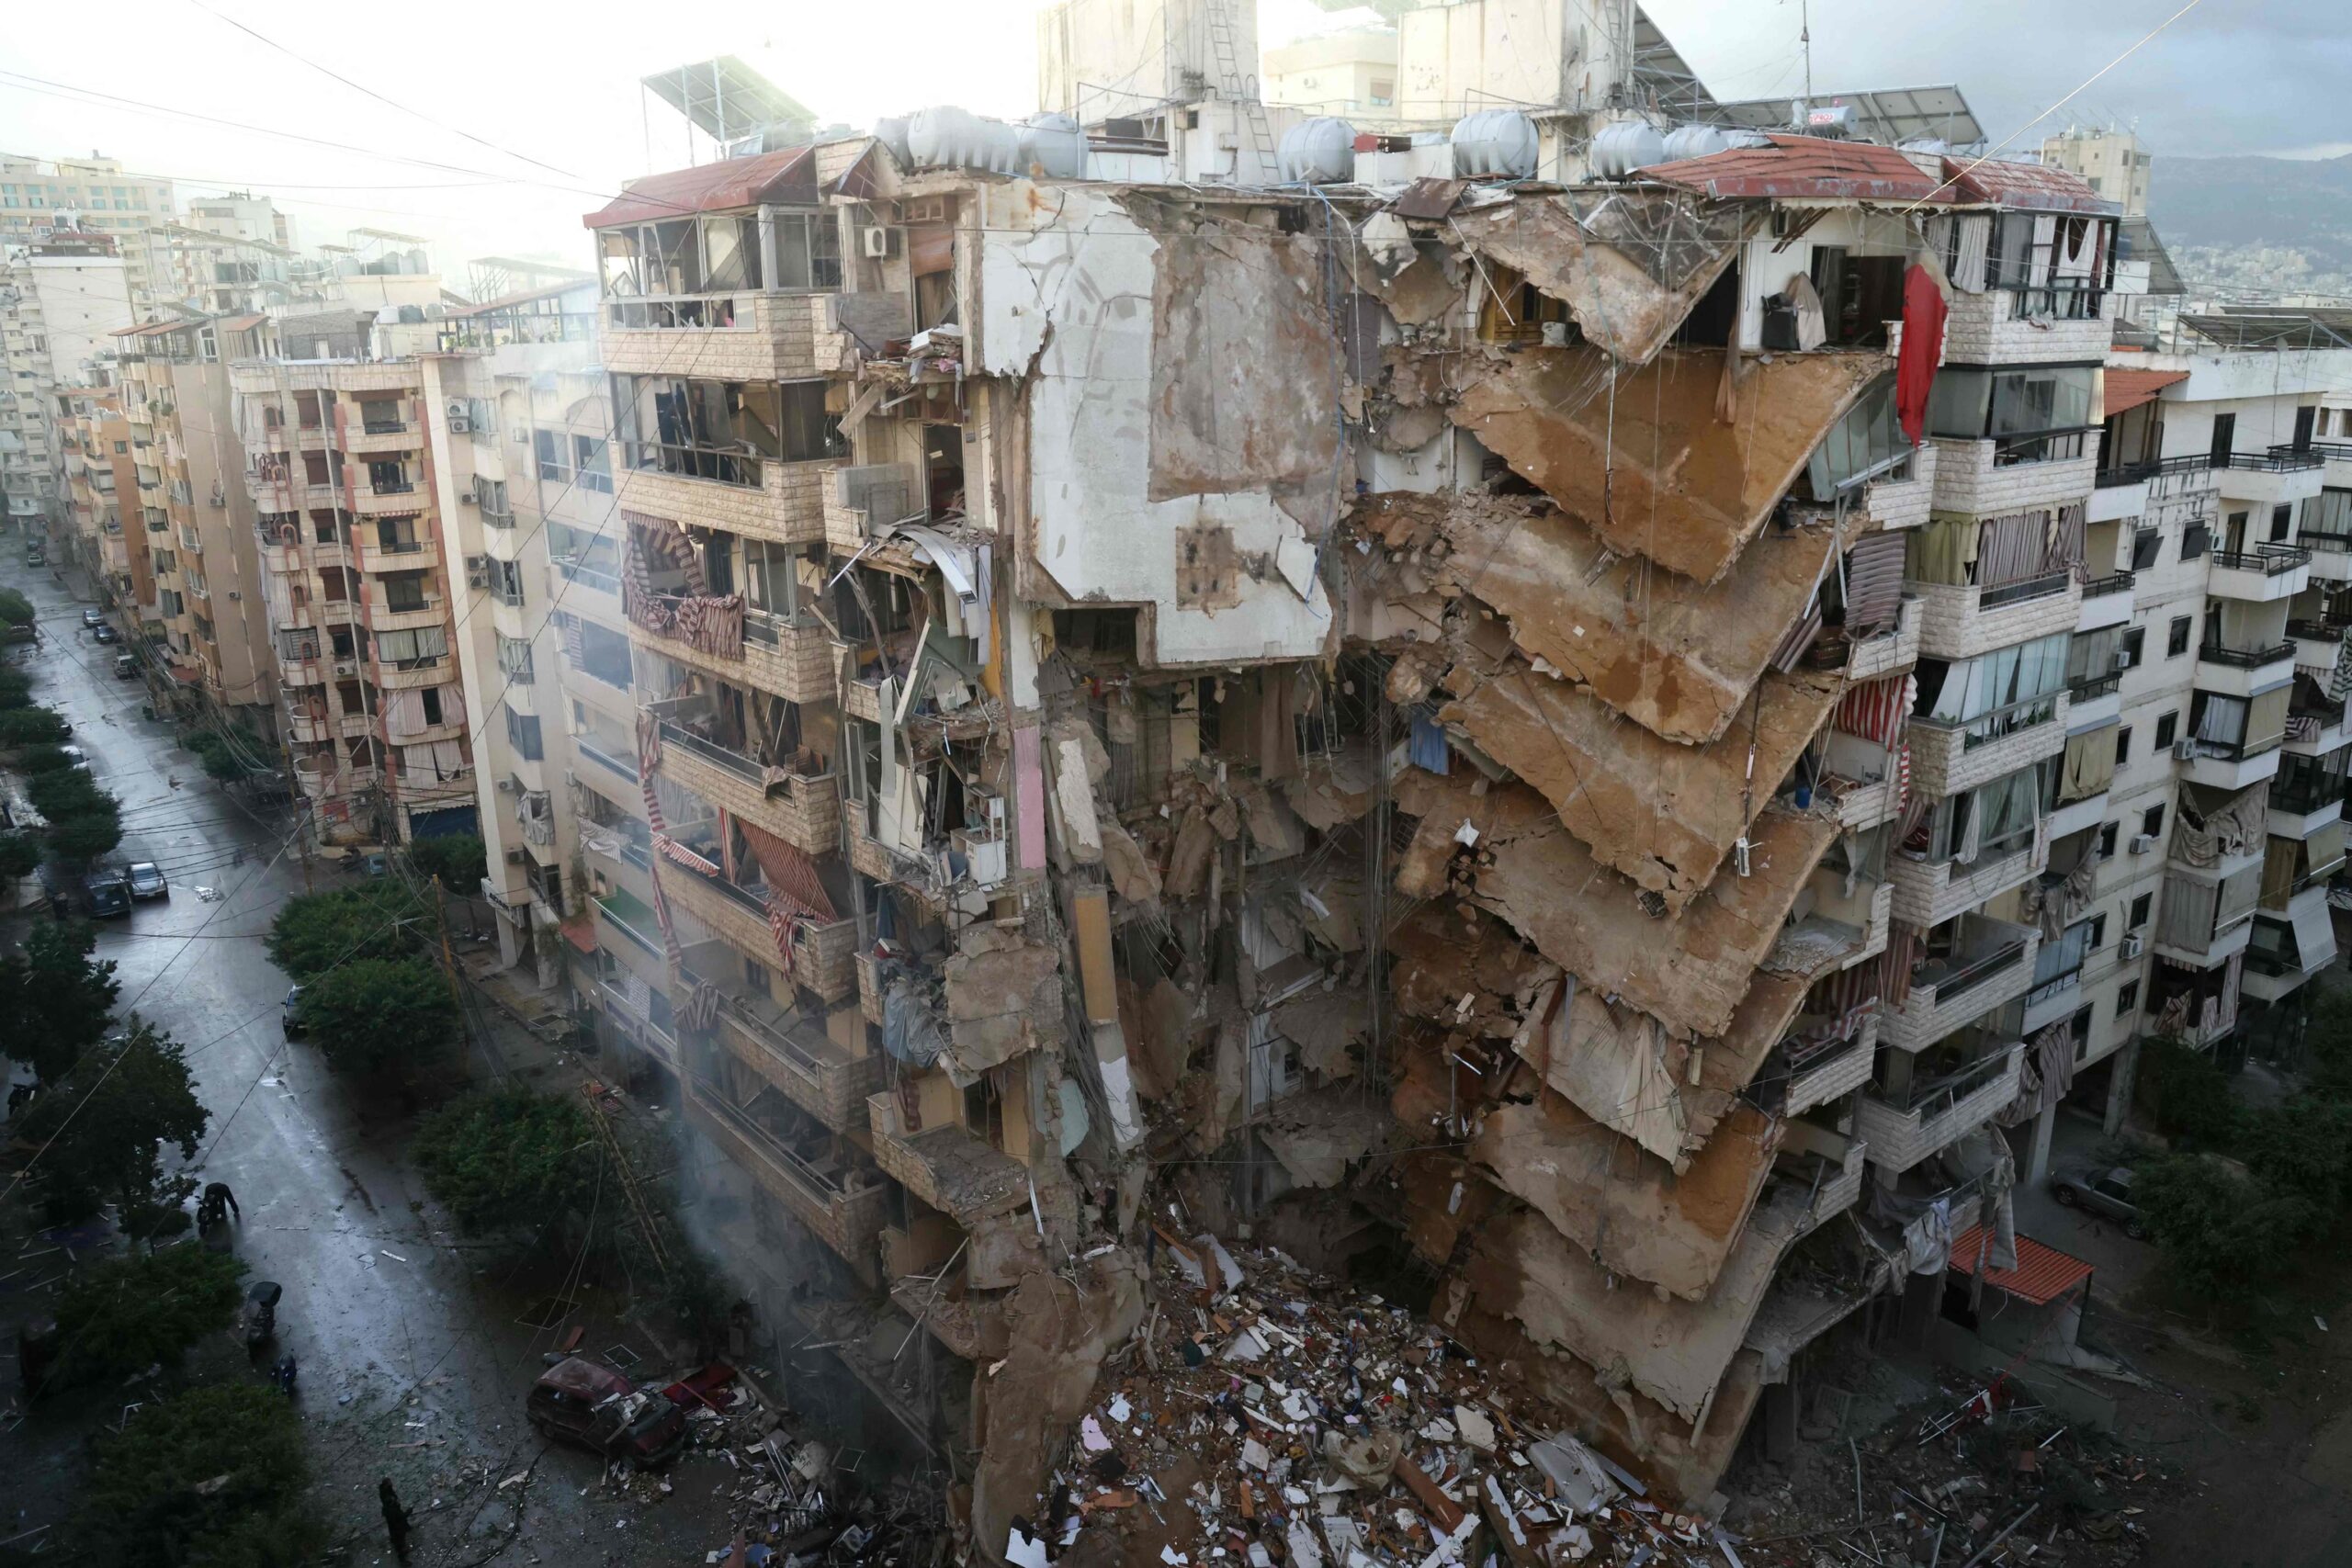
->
0;0;2344;288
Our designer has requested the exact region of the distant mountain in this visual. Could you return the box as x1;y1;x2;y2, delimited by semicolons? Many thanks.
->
2148;152;2352;299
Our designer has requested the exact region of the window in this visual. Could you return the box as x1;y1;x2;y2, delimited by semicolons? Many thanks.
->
1804;376;1914;499
2141;803;2165;839
1925;363;2098;454
2120;626;2144;668
2209;412;2235;465
2270;503;2293;543
2154;711;2177;749
2117;979;2139;1016
614;374;767;487
381;571;429;613
534;428;569;484
2114;726;2132;766
573;434;611;492
777;379;846;463
505;705;544;761
2088;913;2109;950
2167;616;2191;657
496;634;535;682
492;558;526;607
2130;892;2153;929
2180;521;2209;561
2098;821;2120;859
771;211;843;291
420;687;444;726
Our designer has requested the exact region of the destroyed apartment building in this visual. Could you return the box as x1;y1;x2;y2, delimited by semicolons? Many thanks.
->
567;79;2132;1559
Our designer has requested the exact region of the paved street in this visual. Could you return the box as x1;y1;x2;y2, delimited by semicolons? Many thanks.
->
0;554;746;1563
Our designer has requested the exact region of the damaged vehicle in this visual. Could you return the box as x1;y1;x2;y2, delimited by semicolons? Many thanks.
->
526;1355;688;1467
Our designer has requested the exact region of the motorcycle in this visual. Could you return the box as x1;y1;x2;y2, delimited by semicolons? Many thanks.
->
243;1280;282;1348
271;1353;298;1397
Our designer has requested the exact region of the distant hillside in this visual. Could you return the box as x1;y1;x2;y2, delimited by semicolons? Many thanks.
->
2149;152;2352;299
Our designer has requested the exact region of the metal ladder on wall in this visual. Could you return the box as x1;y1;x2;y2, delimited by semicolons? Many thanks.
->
1204;0;1276;181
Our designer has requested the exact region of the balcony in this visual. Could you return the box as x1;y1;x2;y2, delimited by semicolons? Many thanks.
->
176;524;203;552
595;975;675;1071
1909;572;2082;663
1856;1044;2025;1175
1881;918;2039;1053
2208;545;2312;603
866;1092;1033;1227
2154;871;2261;969
1908;692;2068;803
1941;288;2111;367
361;586;445;633
615;450;832;550
553;555;620;597
1784;1012;1880;1117
684;964;881;1132
574;737;639;784
655;722;841;859
594;889;668;963
601;289;910;382
2297;526;2352;583
2212;449;2326;511
1845;595;1922;682
2243;887;2340;1004
2075;570;2135;632
2195;637;2298;696
888;1273;1008;1362
2178;733;2287;793
659;862;859;1005
687;1088;887;1285
342;421;417;455
1926;437;2097;520
356;534;435;574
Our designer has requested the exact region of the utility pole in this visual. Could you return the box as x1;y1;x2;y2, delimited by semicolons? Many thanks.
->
432;873;467;1031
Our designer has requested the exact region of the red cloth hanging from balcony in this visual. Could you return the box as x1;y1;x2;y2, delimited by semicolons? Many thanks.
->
1895;262;1948;445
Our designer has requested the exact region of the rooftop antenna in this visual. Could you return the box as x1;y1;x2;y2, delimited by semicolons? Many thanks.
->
1800;0;1814;114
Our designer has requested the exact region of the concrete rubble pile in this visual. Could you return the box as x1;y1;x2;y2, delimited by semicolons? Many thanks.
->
1015;1238;1742;1568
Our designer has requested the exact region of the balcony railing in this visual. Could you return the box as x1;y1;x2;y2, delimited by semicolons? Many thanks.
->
1924;934;2030;1005
575;739;639;782
2199;639;2296;668
1915;691;2062;753
2223;448;2325;473
2095;461;2157;489
661;720;761;783
2079;570;2134;599
2289;618;2351;642
1979;569;2072;609
2066;671;2120;702
2211;546;2312;574
1991;429;2087;468
2278;439;2352;461
2270;774;2346;816
554;556;619;594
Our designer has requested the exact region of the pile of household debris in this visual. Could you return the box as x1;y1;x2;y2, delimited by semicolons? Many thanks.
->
1016;1235;1737;1568
1726;1368;2166;1567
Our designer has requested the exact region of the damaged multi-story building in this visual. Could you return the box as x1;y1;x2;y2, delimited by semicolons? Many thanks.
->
540;1;2349;1547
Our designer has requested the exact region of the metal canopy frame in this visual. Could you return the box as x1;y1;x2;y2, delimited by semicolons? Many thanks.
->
1710;85;1984;148
642;56;813;147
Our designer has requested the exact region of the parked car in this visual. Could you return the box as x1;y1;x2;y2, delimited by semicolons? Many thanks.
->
126;862;167;900
80;609;103;629
112;653;137;679
280;985;305;1037
81;870;130;919
59;744;87;770
2050;1165;2146;1239
23;545;44;567
526;1357;687;1468
92;626;119;645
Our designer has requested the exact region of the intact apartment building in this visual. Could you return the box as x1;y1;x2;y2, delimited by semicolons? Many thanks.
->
0;153;175;314
0;229;137;535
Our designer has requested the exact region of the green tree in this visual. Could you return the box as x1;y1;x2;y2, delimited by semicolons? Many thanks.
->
27;763;107;820
0;704;70;746
0;663;33;707
43;1245;244;1390
2135;1033;2241;1147
0;919;121;1081
70;1382;323;1567
2240;1095;2352;1213
407;830;486;892
0;829;40;879
17;1021;209;1235
15;740;76;773
47;805;125;863
265;882;432;979
413;1087;599;1235
294;956;456;1075
0;585;32;628
2133;1150;2316;1305
179;727;262;784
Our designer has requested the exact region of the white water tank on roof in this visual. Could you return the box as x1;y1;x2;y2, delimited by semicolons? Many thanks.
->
1451;110;1539;180
1019;113;1087;180
874;115;914;168
1590;120;1668;179
1660;124;1731;164
1277;117;1357;185
906;106;1020;175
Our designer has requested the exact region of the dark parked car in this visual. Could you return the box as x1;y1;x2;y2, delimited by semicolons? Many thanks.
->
92;626;119;645
82;870;130;919
126;862;168;900
2050;1165;2146;1239
280;985;305;1037
526;1357;686;1467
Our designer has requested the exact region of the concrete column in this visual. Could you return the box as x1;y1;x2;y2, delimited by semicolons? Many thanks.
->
1759;1375;1801;1464
2103;1038;2141;1136
2024;1098;2059;1186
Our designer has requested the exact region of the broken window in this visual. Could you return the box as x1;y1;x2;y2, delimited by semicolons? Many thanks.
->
1927;365;2098;463
1917;631;2070;735
1807;246;1905;347
782;381;848;464
1804;376;1911;500
614;374;765;487
772;210;842;290
1474;265;1576;346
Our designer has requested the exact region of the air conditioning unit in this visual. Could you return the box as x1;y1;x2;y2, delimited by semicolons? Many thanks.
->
2130;833;2156;854
494;777;520;794
2120;931;2145;960
861;225;901;259
447;413;470;434
464;554;492;588
2172;738;2199;761
331;659;356;676
503;848;527;865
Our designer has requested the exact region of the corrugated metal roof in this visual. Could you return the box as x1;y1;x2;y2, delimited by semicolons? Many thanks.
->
1949;1225;2094;1305
1643;134;1948;204
1940;158;2116;216
583;145;817;230
2104;368;2188;417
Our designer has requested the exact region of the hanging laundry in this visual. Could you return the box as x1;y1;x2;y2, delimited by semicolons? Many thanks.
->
1895;262;1948;445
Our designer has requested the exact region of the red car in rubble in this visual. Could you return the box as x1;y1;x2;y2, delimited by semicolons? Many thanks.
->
526;1356;688;1467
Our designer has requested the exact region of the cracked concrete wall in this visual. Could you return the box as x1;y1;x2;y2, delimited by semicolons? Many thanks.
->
975;181;1337;668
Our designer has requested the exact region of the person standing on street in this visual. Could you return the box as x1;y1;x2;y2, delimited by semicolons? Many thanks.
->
379;1477;413;1562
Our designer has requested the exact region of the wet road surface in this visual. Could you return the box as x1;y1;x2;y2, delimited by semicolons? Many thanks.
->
0;555;750;1563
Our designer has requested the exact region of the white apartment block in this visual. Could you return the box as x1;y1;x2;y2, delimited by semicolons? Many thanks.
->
0;231;137;535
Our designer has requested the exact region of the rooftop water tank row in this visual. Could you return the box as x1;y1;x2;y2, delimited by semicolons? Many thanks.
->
902;106;1021;176
1278;117;1357;185
1451;110;1540;179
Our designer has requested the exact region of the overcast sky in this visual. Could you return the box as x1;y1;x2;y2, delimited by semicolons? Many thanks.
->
0;0;2343;284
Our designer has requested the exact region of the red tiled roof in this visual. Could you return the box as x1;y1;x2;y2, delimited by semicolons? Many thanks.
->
584;145;817;230
2103;368;2188;417
1939;157;2115;216
1949;1225;2094;1305
1643;134;1950;204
